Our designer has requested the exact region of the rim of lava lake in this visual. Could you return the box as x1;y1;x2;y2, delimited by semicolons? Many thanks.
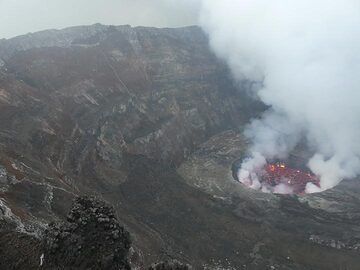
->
232;159;321;195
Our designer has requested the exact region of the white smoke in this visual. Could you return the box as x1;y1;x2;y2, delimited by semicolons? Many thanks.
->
197;0;360;191
273;183;293;195
237;152;265;187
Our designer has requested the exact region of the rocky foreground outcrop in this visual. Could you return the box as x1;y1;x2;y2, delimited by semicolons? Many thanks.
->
0;196;193;269
43;196;131;269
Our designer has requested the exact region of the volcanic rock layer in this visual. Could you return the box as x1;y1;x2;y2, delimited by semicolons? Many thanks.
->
0;24;359;269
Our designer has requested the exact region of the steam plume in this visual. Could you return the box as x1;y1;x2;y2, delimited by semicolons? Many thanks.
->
198;0;360;191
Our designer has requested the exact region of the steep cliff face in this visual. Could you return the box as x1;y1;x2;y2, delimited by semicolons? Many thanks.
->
0;24;360;270
0;24;258;186
0;24;262;268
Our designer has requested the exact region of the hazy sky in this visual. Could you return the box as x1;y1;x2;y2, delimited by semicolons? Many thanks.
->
0;0;200;39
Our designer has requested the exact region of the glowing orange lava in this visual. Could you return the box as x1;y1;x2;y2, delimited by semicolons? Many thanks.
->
262;162;320;194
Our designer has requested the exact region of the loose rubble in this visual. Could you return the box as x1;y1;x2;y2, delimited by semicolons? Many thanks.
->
309;235;360;251
148;260;192;270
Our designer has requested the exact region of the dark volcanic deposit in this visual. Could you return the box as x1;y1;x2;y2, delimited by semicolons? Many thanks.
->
0;24;360;269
